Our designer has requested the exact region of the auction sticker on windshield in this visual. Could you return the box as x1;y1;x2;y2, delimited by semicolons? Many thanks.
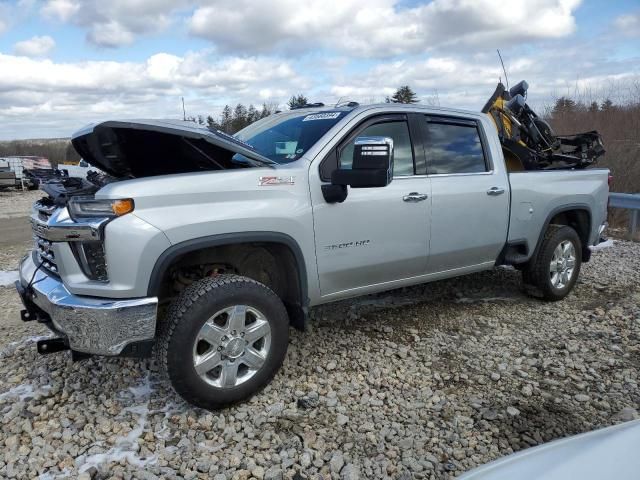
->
303;112;342;121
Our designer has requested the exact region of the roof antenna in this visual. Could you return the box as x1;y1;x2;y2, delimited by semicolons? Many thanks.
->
181;97;186;121
496;49;509;90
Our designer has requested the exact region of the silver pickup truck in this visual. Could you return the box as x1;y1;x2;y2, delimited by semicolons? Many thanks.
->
15;103;609;409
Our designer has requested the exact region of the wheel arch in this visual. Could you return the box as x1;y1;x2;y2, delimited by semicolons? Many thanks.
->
148;232;309;329
532;204;592;263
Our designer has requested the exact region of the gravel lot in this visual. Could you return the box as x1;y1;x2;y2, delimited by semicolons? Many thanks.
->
0;190;638;480
0;189;41;220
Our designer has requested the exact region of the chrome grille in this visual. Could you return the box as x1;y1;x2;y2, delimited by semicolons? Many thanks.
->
34;199;57;222
33;198;60;275
34;236;59;275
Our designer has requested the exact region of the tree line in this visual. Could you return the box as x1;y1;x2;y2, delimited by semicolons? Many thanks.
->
198;87;420;135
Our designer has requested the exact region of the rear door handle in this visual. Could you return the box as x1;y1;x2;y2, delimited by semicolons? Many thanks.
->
403;192;428;202
487;186;505;196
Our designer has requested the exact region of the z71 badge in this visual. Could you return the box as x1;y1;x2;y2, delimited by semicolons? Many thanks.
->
258;176;295;186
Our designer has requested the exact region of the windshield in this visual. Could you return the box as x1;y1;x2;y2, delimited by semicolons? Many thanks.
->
234;110;346;164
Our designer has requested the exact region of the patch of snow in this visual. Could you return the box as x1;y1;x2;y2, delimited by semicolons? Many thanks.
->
0;270;18;287
0;383;52;401
8;335;53;348
38;468;72;480
76;374;157;473
129;381;153;398
590;239;615;251
150;401;185;440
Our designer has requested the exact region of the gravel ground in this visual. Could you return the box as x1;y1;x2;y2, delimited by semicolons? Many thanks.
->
0;189;41;220
0;192;639;479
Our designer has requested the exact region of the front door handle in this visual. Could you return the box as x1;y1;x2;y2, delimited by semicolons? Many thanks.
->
403;192;428;202
487;186;505;196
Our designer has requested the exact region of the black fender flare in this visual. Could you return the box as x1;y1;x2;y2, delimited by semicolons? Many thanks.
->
531;204;593;262
147;232;309;318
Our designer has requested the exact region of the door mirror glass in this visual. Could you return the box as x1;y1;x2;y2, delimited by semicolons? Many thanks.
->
332;136;394;188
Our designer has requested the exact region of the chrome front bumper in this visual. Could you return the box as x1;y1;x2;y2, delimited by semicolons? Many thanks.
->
17;253;158;356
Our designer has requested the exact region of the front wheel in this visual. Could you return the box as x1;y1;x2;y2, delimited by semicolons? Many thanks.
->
157;274;289;410
522;225;582;301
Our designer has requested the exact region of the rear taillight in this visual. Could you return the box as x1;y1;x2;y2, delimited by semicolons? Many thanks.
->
608;175;613;189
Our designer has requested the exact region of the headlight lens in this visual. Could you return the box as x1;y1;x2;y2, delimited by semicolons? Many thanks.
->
68;196;134;220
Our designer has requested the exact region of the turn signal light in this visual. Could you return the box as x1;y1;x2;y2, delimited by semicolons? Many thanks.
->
112;199;135;216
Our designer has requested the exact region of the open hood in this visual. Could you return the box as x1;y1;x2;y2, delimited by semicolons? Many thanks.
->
71;119;275;178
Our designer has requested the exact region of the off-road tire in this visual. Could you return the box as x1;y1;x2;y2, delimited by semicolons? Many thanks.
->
522;225;582;301
157;274;289;410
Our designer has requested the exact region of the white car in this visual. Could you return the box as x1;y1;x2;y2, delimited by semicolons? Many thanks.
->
460;420;640;479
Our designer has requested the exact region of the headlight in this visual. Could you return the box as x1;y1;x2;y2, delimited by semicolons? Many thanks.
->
68;196;134;220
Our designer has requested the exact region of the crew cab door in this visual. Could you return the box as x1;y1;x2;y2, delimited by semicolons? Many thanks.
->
422;115;509;273
310;114;431;299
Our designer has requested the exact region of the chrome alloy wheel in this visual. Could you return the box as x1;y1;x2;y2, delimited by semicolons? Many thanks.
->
192;305;271;388
550;240;576;289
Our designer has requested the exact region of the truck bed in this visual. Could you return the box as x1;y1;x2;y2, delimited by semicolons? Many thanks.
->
507;168;609;255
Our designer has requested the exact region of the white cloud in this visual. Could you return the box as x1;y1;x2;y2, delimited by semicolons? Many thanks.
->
189;0;581;57
41;0;80;21
0;51;307;139
37;0;581;54
41;0;188;47
13;36;56;57
614;12;640;37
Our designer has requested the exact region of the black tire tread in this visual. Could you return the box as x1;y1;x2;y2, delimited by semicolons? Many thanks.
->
156;274;288;409
522;224;581;301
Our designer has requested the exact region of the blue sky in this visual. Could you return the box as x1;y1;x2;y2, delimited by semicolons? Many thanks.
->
0;0;638;139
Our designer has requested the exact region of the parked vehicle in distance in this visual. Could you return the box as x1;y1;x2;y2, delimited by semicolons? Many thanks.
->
0;169;16;190
459;420;640;479
0;156;53;189
16;102;609;409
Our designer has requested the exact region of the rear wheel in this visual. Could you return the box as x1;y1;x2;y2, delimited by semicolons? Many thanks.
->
522;225;582;301
157;274;289;410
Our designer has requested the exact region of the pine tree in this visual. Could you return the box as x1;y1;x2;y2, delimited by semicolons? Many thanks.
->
220;105;233;133
287;94;308;109
387;86;419;104
231;104;249;133
247;104;258;124
600;99;614;111
552;97;577;117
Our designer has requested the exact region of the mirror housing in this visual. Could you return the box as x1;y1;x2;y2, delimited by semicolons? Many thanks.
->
331;136;394;188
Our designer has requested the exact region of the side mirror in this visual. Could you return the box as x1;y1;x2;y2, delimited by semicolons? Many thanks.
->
322;136;394;204
332;136;394;188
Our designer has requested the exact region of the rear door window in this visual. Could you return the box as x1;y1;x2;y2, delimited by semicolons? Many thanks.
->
424;119;488;175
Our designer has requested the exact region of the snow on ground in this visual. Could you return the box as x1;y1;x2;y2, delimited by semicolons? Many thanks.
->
590;239;615;250
76;374;158;473
0;270;18;287
0;383;52;401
